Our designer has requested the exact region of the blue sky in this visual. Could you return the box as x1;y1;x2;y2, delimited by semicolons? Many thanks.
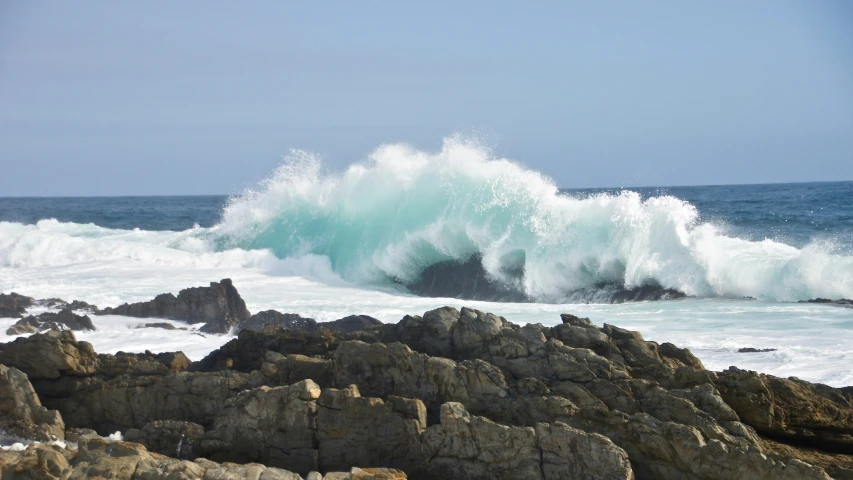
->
1;1;851;196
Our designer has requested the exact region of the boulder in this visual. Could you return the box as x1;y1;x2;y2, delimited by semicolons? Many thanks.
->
97;278;250;333
0;364;65;442
716;367;853;453
0;330;99;379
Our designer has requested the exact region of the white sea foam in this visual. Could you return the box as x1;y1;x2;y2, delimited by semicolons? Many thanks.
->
1;137;852;386
215;136;853;302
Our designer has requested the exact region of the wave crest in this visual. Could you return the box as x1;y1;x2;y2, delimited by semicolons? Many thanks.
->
214;136;853;302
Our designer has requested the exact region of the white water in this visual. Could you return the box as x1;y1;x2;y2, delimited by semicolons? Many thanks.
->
1;251;851;386
1;137;852;386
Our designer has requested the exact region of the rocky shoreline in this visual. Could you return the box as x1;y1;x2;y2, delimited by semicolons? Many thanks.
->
1;281;852;479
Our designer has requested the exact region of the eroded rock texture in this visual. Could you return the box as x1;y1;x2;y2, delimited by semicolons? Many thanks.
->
2;303;851;479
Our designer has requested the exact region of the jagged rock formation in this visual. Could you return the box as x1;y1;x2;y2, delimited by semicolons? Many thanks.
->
2;305;851;478
0;364;65;442
96;278;251;333
0;292;34;318
716;367;853;453
6;308;95;335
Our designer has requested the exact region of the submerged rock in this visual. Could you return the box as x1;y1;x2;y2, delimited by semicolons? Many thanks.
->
738;347;777;353
97;278;251;333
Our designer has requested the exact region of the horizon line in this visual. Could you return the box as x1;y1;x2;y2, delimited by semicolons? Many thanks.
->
1;178;850;199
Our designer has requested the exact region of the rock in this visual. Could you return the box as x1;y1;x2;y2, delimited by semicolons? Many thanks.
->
0;438;307;480
97;278;251;333
1;304;846;479
137;322;184;330
323;315;383;333
737;347;777;353
536;421;634;480
237;310;319;333
190;323;381;373
202;379;322;473
124;420;205;459
34;298;98;312
316;386;425;473
0;364;65;442
380;307;459;358
0;292;34;318
402;254;530;302
0;330;99;379
333;340;509;422
198;380;424;475
6;308;95;335
0;443;71;479
716;367;853;453
421;402;633;479
5;316;41;335
564;284;687;303
236;311;381;335
800;298;853;307
349;467;408;479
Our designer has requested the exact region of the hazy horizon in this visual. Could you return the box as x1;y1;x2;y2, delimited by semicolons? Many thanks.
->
2;1;852;196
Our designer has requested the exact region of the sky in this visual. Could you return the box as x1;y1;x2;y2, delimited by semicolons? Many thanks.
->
1;1;852;196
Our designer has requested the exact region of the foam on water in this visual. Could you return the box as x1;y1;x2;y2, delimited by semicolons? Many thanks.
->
214;136;853;302
1;136;852;386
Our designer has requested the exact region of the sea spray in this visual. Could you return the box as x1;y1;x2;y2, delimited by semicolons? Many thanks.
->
1;136;852;302
214;136;853;302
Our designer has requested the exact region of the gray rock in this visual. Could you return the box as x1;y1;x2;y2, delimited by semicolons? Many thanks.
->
97;278;250;334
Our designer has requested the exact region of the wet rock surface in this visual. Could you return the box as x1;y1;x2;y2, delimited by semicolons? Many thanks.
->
401;254;687;303
2;294;851;478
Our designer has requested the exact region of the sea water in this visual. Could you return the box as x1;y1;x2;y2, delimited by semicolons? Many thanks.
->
1;137;851;386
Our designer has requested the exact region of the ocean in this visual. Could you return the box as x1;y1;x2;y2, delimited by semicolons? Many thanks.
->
1;139;852;386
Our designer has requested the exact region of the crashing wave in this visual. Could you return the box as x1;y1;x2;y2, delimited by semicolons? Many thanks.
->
2;136;853;303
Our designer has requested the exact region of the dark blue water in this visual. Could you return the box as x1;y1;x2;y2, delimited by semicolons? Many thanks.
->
0;196;226;231
1;182;851;251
